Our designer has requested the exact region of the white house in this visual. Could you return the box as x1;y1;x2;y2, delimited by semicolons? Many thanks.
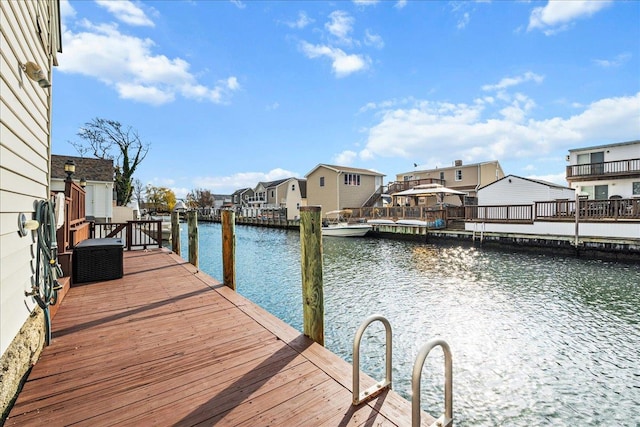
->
478;175;575;205
0;0;62;415
566;140;640;200
50;155;115;222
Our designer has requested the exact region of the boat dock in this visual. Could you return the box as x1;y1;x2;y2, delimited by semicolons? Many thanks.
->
5;249;436;426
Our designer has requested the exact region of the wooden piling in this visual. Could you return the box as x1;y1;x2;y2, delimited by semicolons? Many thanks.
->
221;210;236;290
187;210;198;268
299;206;324;346
171;211;181;256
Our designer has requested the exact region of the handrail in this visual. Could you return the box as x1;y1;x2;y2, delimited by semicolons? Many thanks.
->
412;339;453;427
352;315;392;405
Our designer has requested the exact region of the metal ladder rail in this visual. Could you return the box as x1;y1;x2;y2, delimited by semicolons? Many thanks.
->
412;339;453;427
352;314;393;405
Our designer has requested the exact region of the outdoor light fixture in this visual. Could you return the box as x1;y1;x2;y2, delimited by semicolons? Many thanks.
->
19;61;51;88
64;160;76;181
18;213;39;237
79;177;87;188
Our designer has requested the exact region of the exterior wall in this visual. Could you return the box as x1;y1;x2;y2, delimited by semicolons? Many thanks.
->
307;167;340;212
479;176;575;205
0;0;60;416
282;179;303;220
568;140;640;164
340;173;378;209
51;178;113;221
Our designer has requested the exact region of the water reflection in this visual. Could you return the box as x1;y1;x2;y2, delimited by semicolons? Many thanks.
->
179;223;640;426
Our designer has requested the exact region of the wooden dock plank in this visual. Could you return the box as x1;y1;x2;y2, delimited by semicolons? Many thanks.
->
5;249;435;426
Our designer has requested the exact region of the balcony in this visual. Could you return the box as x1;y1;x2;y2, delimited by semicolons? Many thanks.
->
566;158;640;181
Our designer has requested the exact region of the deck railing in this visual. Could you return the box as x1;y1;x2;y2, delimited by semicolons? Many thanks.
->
92;220;163;250
566;158;640;179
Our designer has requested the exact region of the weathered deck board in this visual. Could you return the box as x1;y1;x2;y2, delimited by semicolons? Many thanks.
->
5;249;435;426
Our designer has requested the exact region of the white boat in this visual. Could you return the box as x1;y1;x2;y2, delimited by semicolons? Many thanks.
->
321;210;372;237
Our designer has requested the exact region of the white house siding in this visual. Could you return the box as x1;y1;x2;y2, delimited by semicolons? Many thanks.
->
282;179;303;220
1;2;60;414
50;179;114;221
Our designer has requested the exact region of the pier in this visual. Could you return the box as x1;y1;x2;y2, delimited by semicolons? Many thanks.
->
5;249;436;426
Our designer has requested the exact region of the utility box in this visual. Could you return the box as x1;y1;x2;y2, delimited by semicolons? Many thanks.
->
73;238;124;284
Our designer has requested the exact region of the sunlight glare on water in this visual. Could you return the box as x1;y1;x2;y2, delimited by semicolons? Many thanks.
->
179;222;640;426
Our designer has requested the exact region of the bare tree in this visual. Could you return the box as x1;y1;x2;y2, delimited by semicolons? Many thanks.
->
70;118;150;206
186;188;215;209
133;178;145;204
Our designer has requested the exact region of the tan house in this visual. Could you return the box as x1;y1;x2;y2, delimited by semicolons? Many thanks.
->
0;0;62;416
305;164;385;213
392;160;504;204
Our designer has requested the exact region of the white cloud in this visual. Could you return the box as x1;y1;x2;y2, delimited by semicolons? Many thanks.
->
284;11;313;29
194;168;299;192
457;12;470;30
95;0;154;27
230;0;246;10
482;72;544;92
58;8;240;105
528;0;612;35
359;92;640;166
325;10;355;45
334;150;358;165
526;173;567;186
299;41;370;77
593;52;632;68
364;30;384;49
395;0;407;9
353;0;379;5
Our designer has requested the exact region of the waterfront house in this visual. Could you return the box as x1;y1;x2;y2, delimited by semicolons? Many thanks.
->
566;140;640;200
477;175;575;206
392;160;504;204
51;155;115;222
0;0;62;416
230;187;254;210
305;164;385;213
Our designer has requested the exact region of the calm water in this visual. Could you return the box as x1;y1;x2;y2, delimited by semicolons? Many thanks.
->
174;222;640;426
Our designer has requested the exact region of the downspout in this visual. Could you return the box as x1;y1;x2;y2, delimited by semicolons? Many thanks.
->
336;171;341;211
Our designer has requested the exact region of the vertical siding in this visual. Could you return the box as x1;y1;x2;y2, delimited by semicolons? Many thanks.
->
0;0;56;355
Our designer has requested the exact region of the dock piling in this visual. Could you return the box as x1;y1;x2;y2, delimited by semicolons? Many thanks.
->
221;210;236;290
187;210;198;268
299;206;324;346
171;211;180;256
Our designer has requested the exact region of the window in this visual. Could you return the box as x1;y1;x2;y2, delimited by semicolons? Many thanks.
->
292;184;295;191
344;173;361;186
320;177;325;187
271;190;274;197
455;170;462;181
633;182;640;195
594;185;608;200
440;171;444;180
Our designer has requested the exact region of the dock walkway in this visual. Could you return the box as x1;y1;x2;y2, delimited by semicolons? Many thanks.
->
6;249;434;426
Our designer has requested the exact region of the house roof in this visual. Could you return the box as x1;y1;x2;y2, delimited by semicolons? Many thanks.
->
305;164;385;178
51;154;114;182
479;174;573;191
298;179;307;198
568;140;640;153
231;187;253;197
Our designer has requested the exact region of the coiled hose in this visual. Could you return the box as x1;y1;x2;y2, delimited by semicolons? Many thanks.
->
32;198;63;345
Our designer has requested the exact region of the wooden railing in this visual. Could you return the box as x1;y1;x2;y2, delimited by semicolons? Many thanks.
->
466;198;640;222
566;158;640;179
56;180;89;253
92;220;163;250
387;178;444;194
465;205;534;223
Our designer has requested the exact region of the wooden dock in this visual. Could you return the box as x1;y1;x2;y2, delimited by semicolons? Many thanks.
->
5;249;435;426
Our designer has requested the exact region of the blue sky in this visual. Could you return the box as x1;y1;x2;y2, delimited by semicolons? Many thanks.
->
52;0;640;198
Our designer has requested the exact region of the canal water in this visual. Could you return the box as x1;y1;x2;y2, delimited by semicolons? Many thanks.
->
173;222;639;426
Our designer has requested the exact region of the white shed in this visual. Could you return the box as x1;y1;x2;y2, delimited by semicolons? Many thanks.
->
478;175;575;205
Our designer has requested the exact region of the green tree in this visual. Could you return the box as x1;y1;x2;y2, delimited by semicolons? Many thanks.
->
146;185;176;213
71;118;150;206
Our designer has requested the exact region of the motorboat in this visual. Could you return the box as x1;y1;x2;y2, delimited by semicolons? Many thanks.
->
321;210;372;237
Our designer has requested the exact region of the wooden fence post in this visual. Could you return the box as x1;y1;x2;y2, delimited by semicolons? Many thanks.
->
171;211;180;256
221;210;236;290
300;206;324;346
187;210;198;268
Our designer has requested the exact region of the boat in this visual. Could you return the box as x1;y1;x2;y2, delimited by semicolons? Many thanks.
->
321;210;372;237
